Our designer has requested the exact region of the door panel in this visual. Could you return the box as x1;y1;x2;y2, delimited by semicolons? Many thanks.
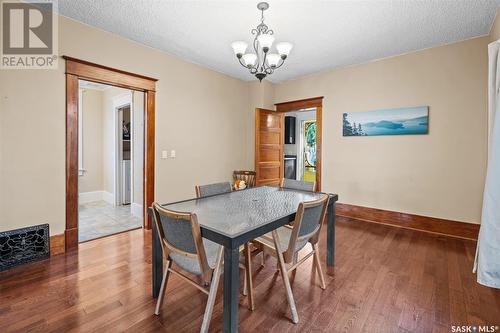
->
260;148;280;162
258;165;281;180
259;131;280;145
255;108;284;186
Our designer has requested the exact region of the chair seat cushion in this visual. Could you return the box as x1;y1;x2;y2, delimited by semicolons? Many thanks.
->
257;226;308;253
169;239;221;275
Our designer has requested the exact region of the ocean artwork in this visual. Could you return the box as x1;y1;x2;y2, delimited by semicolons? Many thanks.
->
342;106;429;136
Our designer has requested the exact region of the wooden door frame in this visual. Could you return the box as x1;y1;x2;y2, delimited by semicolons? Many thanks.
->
274;96;323;191
64;56;157;251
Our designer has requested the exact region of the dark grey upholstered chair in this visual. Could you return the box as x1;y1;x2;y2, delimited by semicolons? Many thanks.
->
194;181;255;310
151;203;254;332
280;178;316;192
195;182;232;198
254;194;329;324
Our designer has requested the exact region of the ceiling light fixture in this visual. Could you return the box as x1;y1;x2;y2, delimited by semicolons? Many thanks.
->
231;2;293;82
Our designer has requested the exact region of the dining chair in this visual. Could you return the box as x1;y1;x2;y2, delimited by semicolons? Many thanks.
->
195;181;255;310
280;178;316;192
195;182;232;197
233;170;256;188
152;203;254;332
253;194;329;324
256;178;317;267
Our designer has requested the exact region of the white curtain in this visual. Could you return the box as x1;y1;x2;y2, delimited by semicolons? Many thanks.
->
473;40;500;289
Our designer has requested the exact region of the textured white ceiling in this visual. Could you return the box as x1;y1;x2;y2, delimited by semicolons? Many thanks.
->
58;0;500;82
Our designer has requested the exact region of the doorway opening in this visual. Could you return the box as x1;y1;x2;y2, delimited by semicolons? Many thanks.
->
255;97;323;190
64;56;157;251
283;109;317;183
77;80;144;242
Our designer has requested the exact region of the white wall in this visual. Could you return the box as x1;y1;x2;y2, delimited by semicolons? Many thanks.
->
78;89;104;194
101;87;131;198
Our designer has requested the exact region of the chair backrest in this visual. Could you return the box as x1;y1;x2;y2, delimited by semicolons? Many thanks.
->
284;194;329;262
195;182;232;198
280;178;316;192
233;170;256;187
151;202;212;282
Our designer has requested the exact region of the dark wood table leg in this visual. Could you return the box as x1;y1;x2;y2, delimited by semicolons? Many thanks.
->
326;201;336;267
223;246;240;333
152;220;163;298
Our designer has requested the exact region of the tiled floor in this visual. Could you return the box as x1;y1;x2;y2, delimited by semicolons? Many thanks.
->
78;201;142;242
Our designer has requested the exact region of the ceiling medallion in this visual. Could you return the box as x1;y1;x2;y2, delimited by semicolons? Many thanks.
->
231;2;293;82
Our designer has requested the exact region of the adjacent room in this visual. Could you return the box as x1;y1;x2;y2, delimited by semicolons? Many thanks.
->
1;1;499;332
77;80;144;242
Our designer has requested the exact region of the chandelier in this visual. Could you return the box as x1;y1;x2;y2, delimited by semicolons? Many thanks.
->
231;2;293;82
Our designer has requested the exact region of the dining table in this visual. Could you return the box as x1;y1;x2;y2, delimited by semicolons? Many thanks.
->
149;185;338;333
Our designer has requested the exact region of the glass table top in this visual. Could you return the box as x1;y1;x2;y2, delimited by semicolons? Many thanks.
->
162;186;326;239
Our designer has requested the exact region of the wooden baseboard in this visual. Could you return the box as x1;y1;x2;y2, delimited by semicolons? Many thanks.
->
336;203;480;241
50;234;65;256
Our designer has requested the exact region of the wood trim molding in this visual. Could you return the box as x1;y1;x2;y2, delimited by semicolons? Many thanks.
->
271;97;323;191
336;203;480;240
275;96;324;112
65;74;79;251
65;56;157;251
50;234;65;256
63;56;157;91
144;90;156;230
315;106;322;191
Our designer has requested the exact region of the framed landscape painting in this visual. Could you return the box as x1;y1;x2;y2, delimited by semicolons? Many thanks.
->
343;106;429;136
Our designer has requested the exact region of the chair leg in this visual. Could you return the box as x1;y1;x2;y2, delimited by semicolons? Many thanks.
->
244;243;255;311
313;243;326;290
154;259;172;315
242;266;248;296
200;246;224;333
272;230;299;324
261;248;266;267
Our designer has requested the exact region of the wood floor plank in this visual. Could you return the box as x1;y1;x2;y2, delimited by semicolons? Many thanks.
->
0;217;499;332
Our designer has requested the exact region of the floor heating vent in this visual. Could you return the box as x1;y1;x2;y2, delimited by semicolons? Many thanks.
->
0;224;49;272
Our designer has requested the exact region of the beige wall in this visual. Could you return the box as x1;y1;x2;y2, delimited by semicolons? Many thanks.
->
273;37;489;223
490;9;500;42
0;16;250;235
0;13;493;236
78;89;104;193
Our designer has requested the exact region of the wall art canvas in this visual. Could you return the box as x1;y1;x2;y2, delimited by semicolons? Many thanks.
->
343;106;429;136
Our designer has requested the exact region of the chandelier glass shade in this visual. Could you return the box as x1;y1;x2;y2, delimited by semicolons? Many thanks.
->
231;2;293;82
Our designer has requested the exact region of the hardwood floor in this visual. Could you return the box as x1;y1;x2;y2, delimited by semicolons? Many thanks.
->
1;216;499;332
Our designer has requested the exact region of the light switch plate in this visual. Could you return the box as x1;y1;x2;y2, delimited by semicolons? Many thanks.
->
170;150;176;158
161;150;168;159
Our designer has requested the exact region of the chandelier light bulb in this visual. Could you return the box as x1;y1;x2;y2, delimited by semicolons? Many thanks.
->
242;53;257;67
266;54;280;68
231;41;248;57
257;34;275;52
276;42;293;57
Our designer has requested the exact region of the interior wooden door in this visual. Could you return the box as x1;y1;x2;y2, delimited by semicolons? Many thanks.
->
255;108;284;186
